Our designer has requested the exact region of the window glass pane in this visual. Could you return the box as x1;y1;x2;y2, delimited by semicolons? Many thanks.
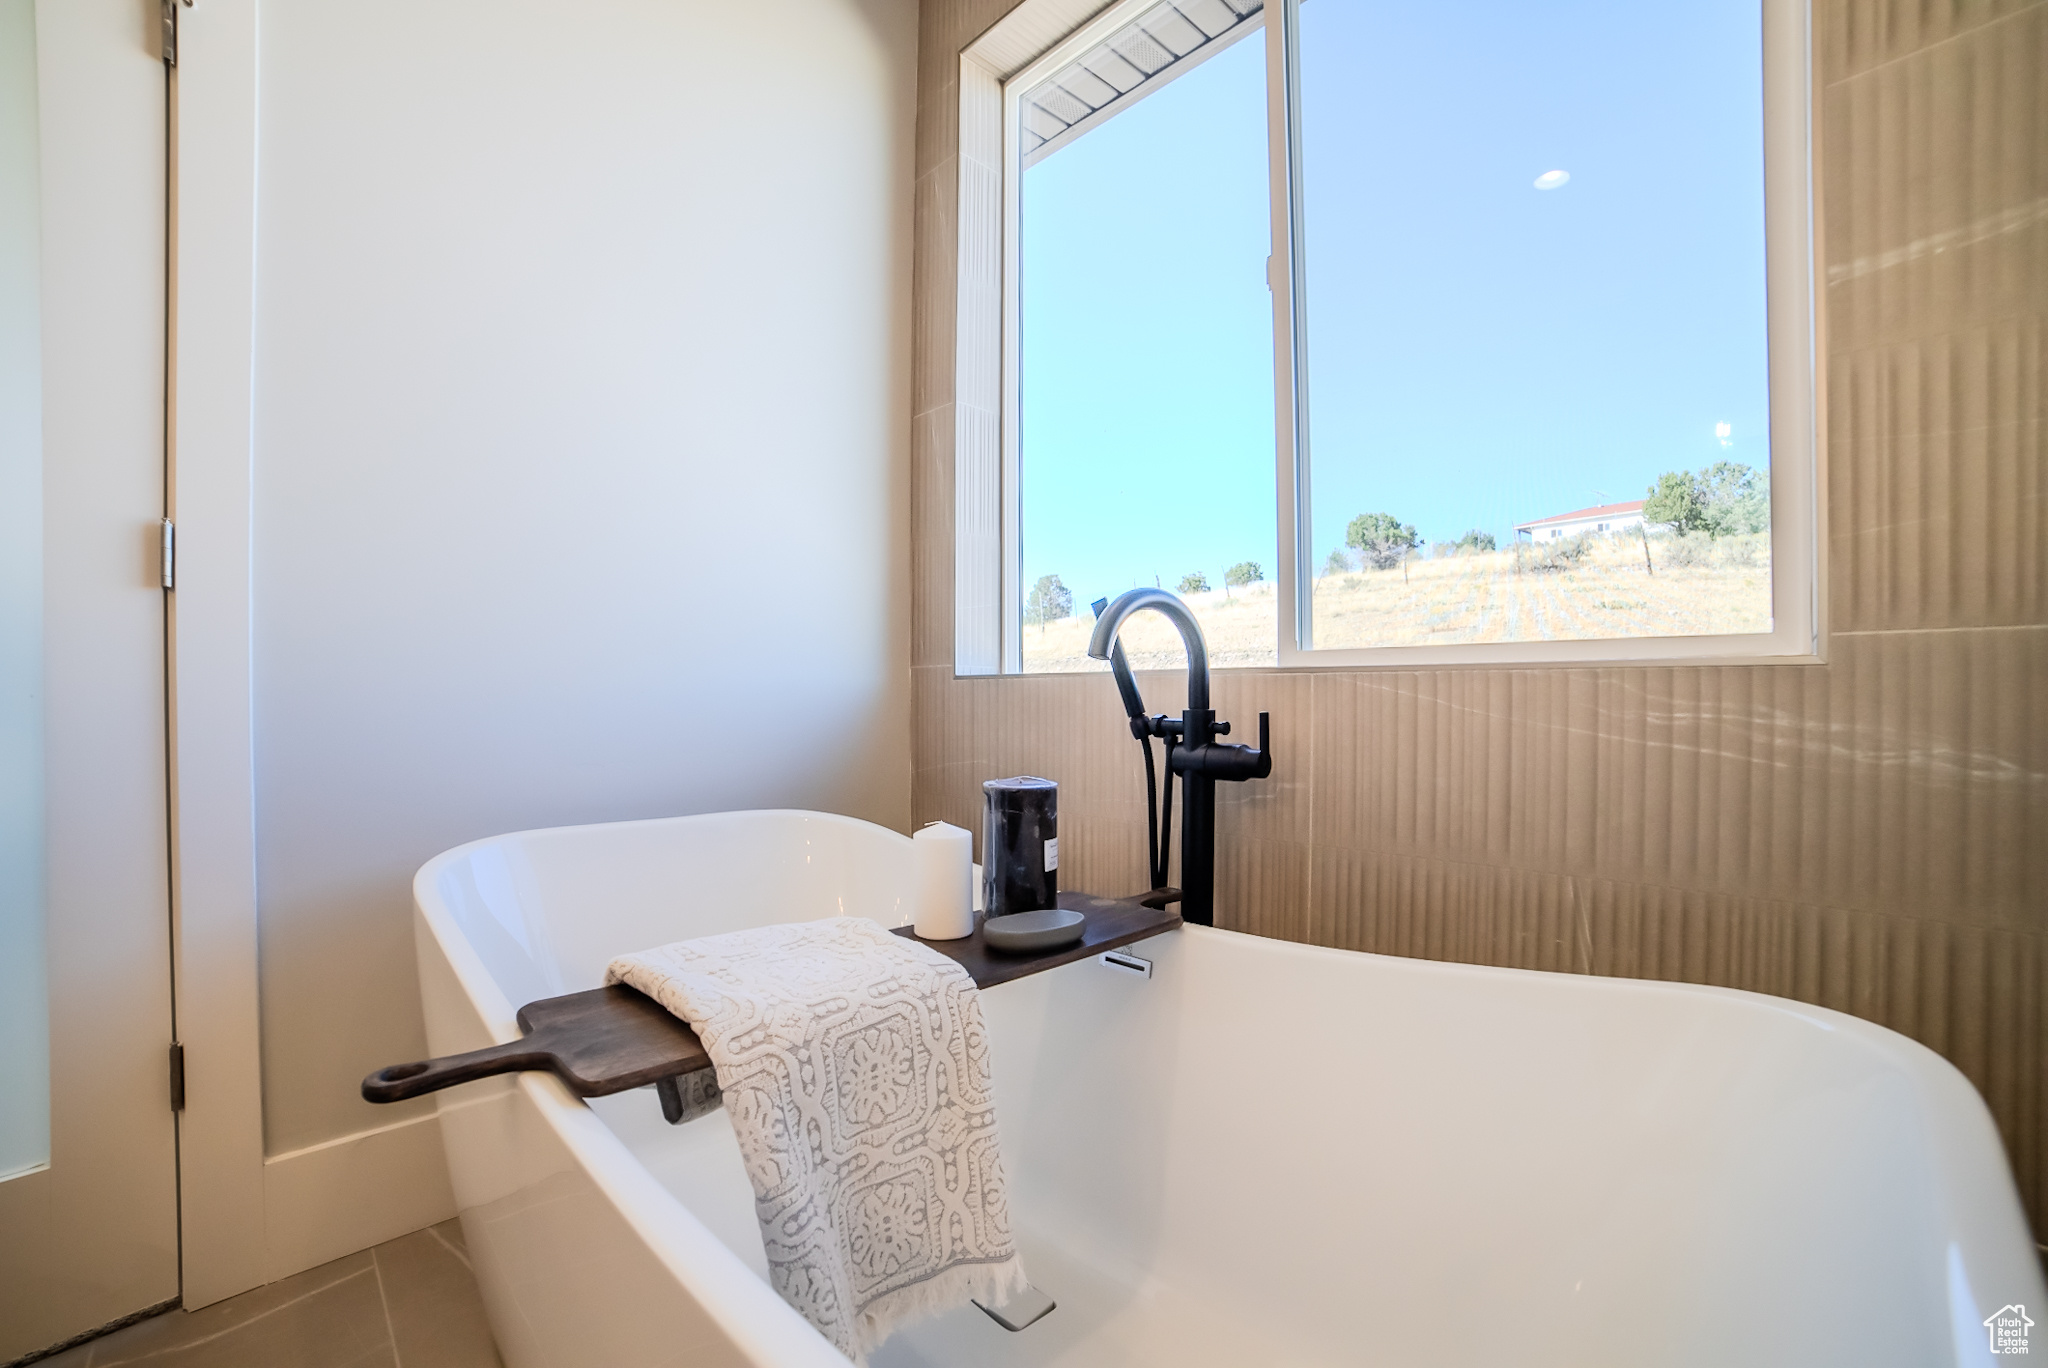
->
1297;1;1771;649
1019;7;1275;673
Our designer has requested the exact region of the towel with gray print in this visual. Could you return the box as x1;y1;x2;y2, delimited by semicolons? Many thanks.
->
606;917;1026;1361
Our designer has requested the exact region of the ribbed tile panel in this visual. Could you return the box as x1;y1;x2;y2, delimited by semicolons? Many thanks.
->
1306;630;2047;928
1824;2;2043;351
1824;0;2046;632
1833;324;2045;630
1822;0;2039;83
915;659;2048;1227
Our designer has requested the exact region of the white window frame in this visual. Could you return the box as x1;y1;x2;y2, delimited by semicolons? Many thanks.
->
953;0;1823;674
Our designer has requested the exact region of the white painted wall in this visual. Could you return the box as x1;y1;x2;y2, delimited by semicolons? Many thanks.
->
249;0;917;1155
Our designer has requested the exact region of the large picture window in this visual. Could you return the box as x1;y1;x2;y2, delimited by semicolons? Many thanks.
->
1015;0;1277;672
976;0;1816;673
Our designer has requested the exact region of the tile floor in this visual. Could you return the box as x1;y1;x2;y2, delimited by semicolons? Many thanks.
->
34;1221;501;1368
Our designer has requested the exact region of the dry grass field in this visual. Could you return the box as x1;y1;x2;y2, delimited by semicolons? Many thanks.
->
1022;533;1772;672
1024;582;1283;672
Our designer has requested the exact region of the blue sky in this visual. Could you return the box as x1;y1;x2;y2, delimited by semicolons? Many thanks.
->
1020;1;1769;607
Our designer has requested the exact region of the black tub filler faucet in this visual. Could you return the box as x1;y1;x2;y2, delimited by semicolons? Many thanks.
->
1087;588;1272;927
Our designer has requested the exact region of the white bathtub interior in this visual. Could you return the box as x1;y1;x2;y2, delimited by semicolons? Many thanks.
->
422;812;2044;1368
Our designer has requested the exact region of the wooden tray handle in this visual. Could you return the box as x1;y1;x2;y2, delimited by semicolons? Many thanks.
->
362;1040;553;1103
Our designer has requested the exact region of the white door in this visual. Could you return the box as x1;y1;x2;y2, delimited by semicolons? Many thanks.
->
0;0;181;1357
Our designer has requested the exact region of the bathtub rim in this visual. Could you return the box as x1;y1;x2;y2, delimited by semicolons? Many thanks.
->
415;806;2014;1101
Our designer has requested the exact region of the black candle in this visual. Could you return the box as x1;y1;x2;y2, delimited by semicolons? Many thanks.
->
981;776;1057;918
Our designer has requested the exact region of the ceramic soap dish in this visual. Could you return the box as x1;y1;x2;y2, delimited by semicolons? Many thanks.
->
982;908;1086;954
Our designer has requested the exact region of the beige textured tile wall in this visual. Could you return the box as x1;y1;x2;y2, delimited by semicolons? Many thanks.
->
909;0;2048;1233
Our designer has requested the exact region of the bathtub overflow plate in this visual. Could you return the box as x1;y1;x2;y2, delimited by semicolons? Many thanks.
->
1100;950;1152;979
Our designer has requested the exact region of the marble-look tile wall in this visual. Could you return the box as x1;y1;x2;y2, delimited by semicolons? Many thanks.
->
910;0;2047;1233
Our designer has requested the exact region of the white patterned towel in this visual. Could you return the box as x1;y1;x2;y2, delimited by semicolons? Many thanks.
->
606;917;1026;1361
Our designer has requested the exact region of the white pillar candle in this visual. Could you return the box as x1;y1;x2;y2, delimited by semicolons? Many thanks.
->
912;821;975;940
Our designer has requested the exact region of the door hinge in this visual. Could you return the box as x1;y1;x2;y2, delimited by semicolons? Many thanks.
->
169;1043;186;1111
160;0;192;67
160;518;175;590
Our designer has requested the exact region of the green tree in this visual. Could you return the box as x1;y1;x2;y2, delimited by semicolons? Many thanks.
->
1697;460;1770;536
1225;561;1263;587
1643;471;1708;535
1322;548;1352;578
1177;571;1209;595
1346;511;1418;570
1024;573;1072;630
1456;527;1497;552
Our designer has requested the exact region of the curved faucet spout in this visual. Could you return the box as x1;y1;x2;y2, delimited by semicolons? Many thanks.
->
1086;588;1210;713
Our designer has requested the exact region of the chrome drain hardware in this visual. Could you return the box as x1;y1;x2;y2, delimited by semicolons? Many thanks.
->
974;1283;1057;1332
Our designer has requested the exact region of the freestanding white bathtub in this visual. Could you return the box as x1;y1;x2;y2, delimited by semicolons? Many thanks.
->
413;810;2043;1367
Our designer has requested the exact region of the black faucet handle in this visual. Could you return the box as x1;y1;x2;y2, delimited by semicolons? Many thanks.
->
1182;711;1273;782
1229;712;1273;780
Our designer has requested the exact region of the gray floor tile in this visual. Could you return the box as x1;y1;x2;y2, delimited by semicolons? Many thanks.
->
48;1223;502;1368
430;1218;469;1262
23;1342;94;1368
373;1228;502;1368
85;1254;393;1368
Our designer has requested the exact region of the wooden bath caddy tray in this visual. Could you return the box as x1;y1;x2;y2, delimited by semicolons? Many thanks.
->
362;891;1179;1118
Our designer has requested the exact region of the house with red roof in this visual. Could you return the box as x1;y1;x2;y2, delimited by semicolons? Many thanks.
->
1514;499;1647;542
